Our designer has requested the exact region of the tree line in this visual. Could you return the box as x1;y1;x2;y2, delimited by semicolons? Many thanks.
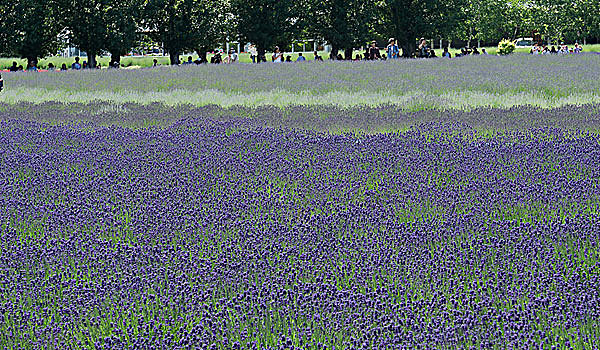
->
1;0;599;68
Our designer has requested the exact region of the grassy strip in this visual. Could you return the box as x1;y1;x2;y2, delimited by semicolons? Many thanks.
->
2;87;600;110
2;44;599;69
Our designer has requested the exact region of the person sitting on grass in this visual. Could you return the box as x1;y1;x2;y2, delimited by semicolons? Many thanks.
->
272;47;283;62
313;51;323;61
61;63;68;71
183;56;194;65
296;52;306;62
72;57;82;70
82;61;88;69
213;51;222;64
418;39;430;58
47;63;55;71
559;44;569;54
9;61;19;72
230;49;238;63
481;48;488;55
286;55;292;62
27;60;38;72
153;59;158;67
442;47;451;58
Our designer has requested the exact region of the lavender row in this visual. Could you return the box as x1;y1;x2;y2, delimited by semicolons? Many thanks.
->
1;111;599;348
2;101;600;132
2;55;600;97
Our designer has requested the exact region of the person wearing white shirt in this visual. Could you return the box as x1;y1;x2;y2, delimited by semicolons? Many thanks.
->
249;45;258;63
272;46;283;62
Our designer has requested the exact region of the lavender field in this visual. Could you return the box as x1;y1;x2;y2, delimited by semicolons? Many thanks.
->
1;54;600;109
1;57;600;349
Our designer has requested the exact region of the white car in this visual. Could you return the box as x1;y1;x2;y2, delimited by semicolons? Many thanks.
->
515;38;534;47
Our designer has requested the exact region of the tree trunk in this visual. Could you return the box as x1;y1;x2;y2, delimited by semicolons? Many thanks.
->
344;48;353;60
88;52;97;68
111;54;121;67
169;51;180;65
197;50;208;64
330;46;339;60
401;42;415;58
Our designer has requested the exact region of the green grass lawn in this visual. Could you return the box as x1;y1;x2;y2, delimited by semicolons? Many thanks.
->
2;44;599;69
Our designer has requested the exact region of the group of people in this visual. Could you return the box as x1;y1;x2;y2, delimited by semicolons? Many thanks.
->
5;56;110;72
320;38;488;61
2;39;592;73
530;43;584;55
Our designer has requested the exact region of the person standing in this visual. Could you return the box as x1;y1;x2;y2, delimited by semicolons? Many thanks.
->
0;73;3;92
368;41;381;60
386;38;399;59
249;45;258;63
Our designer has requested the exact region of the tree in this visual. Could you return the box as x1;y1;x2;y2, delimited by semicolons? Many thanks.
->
105;0;142;66
379;0;466;57
308;0;377;59
455;0;535;45
532;0;600;44
0;1;64;67
63;0;110;68
232;0;304;61
579;0;600;42
143;0;208;65
189;0;230;63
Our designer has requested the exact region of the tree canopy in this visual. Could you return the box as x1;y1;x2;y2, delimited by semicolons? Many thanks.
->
1;0;599;63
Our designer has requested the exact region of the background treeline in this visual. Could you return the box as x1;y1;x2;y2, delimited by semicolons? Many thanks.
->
0;0;599;67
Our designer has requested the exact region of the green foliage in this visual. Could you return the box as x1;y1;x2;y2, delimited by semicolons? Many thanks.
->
497;39;516;55
231;0;305;57
1;0;599;64
62;0;110;67
143;0;228;64
0;1;64;65
307;0;377;57
105;0;143;60
380;0;466;57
